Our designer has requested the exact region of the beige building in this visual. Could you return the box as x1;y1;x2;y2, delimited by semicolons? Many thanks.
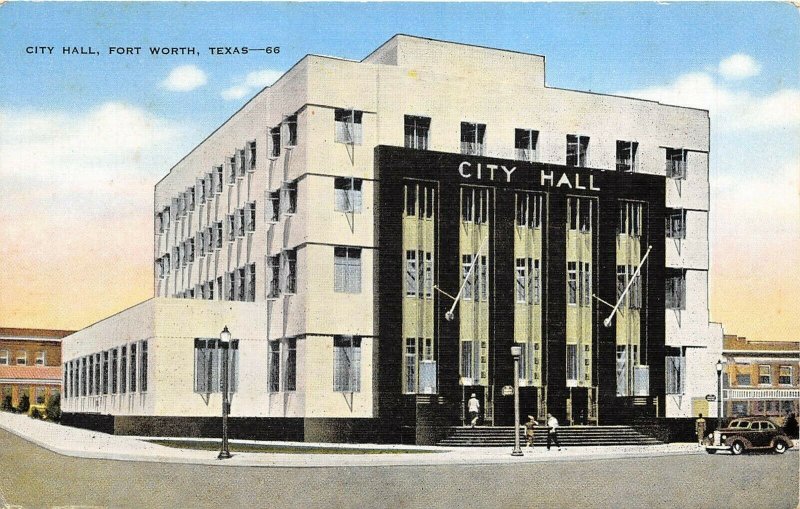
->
62;35;722;443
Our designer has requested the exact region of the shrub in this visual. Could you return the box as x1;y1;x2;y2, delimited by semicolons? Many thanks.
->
46;394;61;422
0;395;11;412
17;394;30;413
31;407;41;419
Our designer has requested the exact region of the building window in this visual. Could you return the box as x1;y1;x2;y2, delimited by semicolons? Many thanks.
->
779;366;792;385
568;197;593;232
227;214;235;242
16;351;26;366
186;186;195;211
237;149;246;177
567;262;578;305
227;155;236;185
205;226;213;254
334;247;362;294
566;135;589;167
214;166;224;193
156;212;164;234
246;202;256;232
759;365;772;385
403;337;437;394
515;192;542;229
282;250;297;294
403;181;433;220
236;267;246;301
460;122;486;156
94;353;101;394
666;148;687;179
270;126;281;158
406;250;418;298
515;258;541;305
35;351;46;366
333;335;361;392
665;269;686;310
130;343;137;392
462;254;474;301
81;357;87;396
248;141;257;172
120;346;127;394
461;187;489;224
334;177;363;213
198;179;206;205
515;258;527;304
665;349;685;394
212;222;222;249
194;338;239;393
282;181;297;215
102;351;109;395
566;344;578;381
616;141;638;172
285;338;297;392
735;373;751;386
268;341;280;392
197;232;205;258
268;191;280;223
284;114;298;147
267;255;281;298
187;238;195;263
140;341;148;392
334;109;363;144
666;209;686;239
163;206;171;231
246;263;256;302
236;208;246;237
581;262;592;307
404;115;430;150
515;129;539;162
618;201;642;237
0;350;8;365
111;349;118;394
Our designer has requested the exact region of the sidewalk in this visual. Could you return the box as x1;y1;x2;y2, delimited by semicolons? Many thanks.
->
0;411;705;468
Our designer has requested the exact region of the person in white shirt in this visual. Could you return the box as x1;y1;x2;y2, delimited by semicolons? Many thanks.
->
546;413;562;451
467;393;480;427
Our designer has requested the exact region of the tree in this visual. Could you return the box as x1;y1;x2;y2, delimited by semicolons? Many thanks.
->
17;394;30;413
45;393;61;422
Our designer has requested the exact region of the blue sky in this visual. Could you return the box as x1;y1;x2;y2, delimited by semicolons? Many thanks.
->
1;2;798;340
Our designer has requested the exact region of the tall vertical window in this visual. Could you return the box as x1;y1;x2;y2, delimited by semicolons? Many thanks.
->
111;349;118;394
462;254;474;301
228;155;237;184
404;115;430;150
665;349;685;395
515;192;542;229
270;126;281;157
759;365;771;385
267;255;281;298
268;191;280;223
666;148;687;179
236;208;246;237
566;344;578;381
403;337;437;394
566;135;589;167
779;366;792;385
16;351;26;365
156;212;164;234
333;336;361;392
186;186;195;211
35;351;46;366
515;129;539;162
405;250;418;298
334;247;362;294
282;181;297;215
665;269;686;310
214;166;223;193
248;141;257;171
102;351;109;395
515;258;527;303
424;252;433;299
236;267;246;301
198;178;206;205
461;187;489;224
568;197;593;232
285;338;297;392
618;201;642;237
666;209;686;239
94;353;101;394
616;141;638;172
567;262;578;305
582;262;592;307
268;341;280;392
334;109;363;144
245;202;256;232
81;357;87;396
460;122;486;155
247;263;256;302
0;350;7;365
227;214;235;241
404;338;417;394
130;343;137;392
140;341;148;392
334;177;363;213
237;148;246;177
282;250;297;294
120;346;127;394
194;338;239;393
284;114;298;147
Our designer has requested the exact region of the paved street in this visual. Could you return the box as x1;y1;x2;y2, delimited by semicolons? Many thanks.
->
1;429;797;509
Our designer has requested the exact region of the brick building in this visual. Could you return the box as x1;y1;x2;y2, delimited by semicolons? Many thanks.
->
0;327;71;409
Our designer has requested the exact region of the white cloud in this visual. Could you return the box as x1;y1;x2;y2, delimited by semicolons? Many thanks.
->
161;64;207;92
619;73;800;132
718;54;761;80
221;69;283;100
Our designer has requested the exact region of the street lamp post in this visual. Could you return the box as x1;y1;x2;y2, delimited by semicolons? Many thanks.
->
511;346;523;457
716;360;723;429
218;326;232;460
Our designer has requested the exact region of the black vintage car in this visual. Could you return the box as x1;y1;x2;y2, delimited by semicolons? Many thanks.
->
705;417;794;455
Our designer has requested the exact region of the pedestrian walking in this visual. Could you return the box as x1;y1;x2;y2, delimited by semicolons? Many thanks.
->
546;413;561;451
467;393;480;428
695;414;707;446
525;415;537;450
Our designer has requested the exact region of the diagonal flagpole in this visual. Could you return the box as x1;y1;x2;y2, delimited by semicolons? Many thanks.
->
593;244;653;327
433;234;489;321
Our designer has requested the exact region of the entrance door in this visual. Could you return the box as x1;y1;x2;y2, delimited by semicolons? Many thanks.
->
571;388;589;425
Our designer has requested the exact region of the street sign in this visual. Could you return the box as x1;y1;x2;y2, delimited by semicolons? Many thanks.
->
502;385;514;396
705;394;717;402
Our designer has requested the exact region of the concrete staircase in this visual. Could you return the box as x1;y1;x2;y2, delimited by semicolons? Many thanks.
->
436;426;663;447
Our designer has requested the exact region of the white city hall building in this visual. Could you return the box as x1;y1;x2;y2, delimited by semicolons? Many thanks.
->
61;35;722;444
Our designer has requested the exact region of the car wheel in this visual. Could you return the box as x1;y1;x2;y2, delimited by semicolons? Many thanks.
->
731;441;744;455
774;441;787;454
705;449;717;454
